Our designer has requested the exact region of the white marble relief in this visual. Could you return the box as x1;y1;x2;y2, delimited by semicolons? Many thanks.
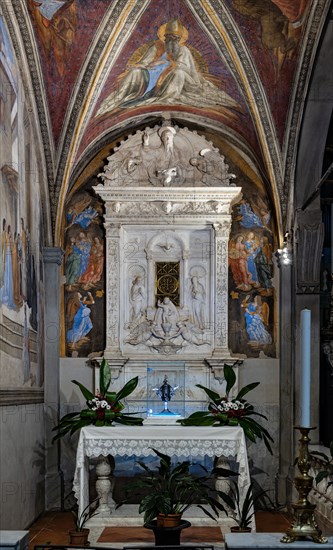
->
94;124;242;360
97;125;237;189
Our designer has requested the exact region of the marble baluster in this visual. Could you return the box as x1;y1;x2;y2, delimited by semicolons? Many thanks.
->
95;455;114;517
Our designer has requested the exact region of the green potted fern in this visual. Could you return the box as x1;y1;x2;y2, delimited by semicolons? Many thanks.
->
68;497;99;545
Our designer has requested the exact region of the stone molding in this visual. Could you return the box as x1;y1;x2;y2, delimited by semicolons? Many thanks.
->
42;247;64;265
0;388;44;405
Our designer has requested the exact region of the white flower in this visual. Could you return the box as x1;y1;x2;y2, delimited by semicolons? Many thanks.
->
106;405;111;410
100;400;108;408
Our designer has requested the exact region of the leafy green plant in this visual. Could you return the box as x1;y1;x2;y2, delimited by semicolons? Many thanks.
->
52;358;143;441
229;480;256;530
120;448;236;524
312;440;333;494
70;497;99;531
178;363;273;454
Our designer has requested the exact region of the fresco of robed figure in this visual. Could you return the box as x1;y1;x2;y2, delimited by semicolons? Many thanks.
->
96;18;241;119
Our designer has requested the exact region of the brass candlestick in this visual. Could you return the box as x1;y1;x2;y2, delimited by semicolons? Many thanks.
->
281;427;327;544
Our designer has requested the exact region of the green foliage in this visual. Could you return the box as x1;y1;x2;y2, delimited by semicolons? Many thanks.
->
120;448;237;524
229;481;254;529
52;359;143;442
312;440;333;495
178;363;273;454
69;496;99;531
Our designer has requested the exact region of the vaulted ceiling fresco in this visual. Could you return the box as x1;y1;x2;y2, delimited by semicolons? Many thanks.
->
3;0;329;241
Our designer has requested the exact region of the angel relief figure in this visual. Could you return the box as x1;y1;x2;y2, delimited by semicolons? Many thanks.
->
96;18;241;120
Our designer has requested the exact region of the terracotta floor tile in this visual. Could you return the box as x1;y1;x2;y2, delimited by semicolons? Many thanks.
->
28;510;293;549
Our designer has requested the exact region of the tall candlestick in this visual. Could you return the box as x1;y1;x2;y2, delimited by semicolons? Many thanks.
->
300;309;311;427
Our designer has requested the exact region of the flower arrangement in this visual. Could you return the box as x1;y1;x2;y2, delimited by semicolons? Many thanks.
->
52;358;143;441
178;363;273;454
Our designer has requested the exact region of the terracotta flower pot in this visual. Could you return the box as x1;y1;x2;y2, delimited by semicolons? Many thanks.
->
157;513;182;528
230;526;252;533
68;528;90;545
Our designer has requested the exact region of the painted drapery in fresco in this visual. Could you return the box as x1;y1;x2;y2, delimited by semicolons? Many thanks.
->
0;16;45;387
63;184;105;357
228;189;276;357
96;18;242;121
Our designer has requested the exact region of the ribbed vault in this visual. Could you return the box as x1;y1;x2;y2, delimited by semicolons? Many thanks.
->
2;0;331;244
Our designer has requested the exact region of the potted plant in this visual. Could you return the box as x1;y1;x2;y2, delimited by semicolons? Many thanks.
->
228;481;255;532
178;363;274;454
52;358;143;441
68;497;99;545
120;448;236;545
227;479;271;532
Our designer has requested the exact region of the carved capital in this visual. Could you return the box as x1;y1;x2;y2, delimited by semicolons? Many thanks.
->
105;222;121;238
295;210;324;293
213;219;232;238
43;247;64;265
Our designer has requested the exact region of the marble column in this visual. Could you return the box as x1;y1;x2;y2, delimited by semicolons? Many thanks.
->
43;246;64;510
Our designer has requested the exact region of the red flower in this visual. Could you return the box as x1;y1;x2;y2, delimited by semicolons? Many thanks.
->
96;409;105;420
227;409;245;418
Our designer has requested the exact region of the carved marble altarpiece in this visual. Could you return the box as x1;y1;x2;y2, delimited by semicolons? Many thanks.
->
94;125;242;378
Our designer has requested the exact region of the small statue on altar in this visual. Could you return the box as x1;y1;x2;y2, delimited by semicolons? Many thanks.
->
152;374;179;415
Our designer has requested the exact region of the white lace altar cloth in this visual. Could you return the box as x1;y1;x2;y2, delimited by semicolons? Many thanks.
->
73;425;251;522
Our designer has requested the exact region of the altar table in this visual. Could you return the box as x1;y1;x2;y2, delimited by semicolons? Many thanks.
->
73;425;253;528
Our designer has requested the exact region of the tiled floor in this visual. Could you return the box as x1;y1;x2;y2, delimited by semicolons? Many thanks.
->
28;511;292;549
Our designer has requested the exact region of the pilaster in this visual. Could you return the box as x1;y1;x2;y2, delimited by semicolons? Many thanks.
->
275;241;294;508
43;246;64;510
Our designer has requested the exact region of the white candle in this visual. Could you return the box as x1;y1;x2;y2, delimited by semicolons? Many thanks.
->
300;308;311;427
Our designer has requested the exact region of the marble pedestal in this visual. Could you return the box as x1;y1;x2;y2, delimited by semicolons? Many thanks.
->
224;533;333;549
0;531;29;550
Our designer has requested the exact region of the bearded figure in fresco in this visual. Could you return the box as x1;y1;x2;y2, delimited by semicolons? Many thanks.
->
231;0;309;78
231;0;308;52
96;18;241;118
79;236;104;288
229;235;252;291
28;0;77;78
